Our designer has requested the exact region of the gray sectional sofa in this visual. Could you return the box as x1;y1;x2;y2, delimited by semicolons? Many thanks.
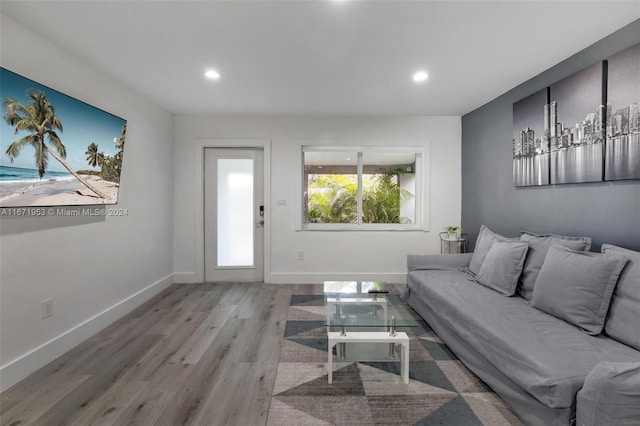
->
403;226;640;426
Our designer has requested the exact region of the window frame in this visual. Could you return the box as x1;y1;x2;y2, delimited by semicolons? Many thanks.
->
299;145;427;231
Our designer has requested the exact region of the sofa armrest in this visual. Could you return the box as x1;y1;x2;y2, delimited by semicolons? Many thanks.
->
576;361;640;426
407;253;473;271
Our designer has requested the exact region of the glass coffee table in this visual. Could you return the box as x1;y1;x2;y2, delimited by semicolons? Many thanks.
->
324;281;418;384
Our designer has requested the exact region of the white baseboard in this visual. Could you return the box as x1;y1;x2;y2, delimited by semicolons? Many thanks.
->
0;273;175;392
173;271;198;283
269;272;407;284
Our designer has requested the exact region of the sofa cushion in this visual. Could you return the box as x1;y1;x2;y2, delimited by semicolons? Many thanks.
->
531;245;628;335
517;231;592;300
468;225;519;275
576;361;640;426
602;244;640;351
475;240;529;296
407;269;640;409
407;253;473;271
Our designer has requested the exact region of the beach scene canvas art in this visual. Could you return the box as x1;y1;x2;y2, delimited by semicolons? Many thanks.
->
0;68;126;207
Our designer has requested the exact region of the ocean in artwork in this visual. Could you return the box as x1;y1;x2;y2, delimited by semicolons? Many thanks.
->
0;165;73;182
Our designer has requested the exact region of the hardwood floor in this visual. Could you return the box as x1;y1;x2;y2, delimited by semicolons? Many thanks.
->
1;283;318;426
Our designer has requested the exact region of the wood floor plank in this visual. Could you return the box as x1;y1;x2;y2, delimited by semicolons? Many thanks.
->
0;303;162;397
73;308;168;378
192;282;236;313
0;283;313;426
191;286;290;424
169;284;245;365
147;290;206;335
31;334;162;425
233;361;278;426
111;284;231;384
193;359;280;426
0;397;20;417
118;312;207;383
153;318;248;425
231;282;267;320
9;296;169;393
152;284;200;310
112;363;194;426
1;374;89;426
168;305;236;365
0;308;161;401
69;380;148;426
234;286;290;364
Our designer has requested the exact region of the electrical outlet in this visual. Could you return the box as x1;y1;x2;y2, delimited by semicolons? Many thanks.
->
297;251;304;261
41;298;53;319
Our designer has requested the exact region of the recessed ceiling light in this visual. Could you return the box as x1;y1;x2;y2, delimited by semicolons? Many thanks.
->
205;69;220;80
412;70;429;82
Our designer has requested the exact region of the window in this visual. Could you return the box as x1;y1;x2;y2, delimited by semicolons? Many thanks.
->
302;146;423;229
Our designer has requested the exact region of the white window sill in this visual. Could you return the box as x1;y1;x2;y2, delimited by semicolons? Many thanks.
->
298;224;427;232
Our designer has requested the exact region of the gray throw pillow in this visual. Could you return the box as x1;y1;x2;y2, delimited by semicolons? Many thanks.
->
517;231;592;300
475;240;529;296
531;245;628;335
469;225;519;275
602;244;640;351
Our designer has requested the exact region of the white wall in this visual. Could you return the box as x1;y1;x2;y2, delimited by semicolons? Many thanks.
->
0;15;175;390
174;115;461;283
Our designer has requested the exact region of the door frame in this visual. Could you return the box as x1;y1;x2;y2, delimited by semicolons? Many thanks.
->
194;139;271;283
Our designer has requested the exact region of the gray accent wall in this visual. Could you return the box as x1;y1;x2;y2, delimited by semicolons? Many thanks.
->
462;19;640;252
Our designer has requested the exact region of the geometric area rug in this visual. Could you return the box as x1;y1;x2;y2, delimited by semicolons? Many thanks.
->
267;294;523;426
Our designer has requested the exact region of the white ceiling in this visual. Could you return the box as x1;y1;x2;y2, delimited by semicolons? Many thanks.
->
1;1;639;116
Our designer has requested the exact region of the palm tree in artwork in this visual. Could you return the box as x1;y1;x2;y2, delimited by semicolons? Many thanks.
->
85;142;104;168
3;90;106;198
116;124;126;150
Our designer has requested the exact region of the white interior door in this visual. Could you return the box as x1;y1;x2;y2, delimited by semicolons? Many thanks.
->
204;148;264;282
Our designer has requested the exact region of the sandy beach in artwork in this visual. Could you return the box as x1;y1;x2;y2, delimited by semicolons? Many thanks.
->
0;175;119;207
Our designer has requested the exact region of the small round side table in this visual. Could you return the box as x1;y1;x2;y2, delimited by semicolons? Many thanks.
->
439;232;468;254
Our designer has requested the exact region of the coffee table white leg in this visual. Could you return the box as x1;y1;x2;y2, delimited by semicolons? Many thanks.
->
400;338;409;384
328;338;335;384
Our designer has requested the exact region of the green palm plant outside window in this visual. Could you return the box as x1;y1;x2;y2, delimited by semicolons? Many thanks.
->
307;169;414;224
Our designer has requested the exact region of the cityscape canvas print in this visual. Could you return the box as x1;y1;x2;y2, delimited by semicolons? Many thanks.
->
513;88;550;186
605;43;640;181
0;68;127;207
513;43;640;187
548;62;606;184
513;62;607;186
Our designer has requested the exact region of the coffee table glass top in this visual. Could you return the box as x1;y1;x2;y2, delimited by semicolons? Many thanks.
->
323;281;418;329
